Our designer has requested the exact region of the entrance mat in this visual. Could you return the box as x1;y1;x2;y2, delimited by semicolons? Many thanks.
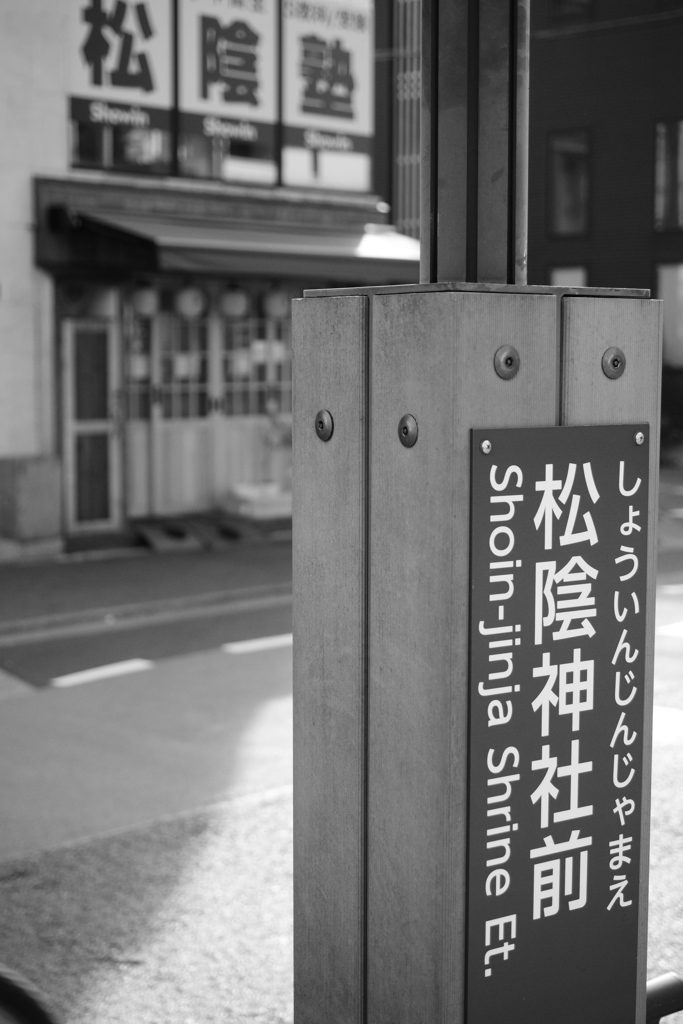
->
133;514;292;551
133;520;205;553
215;512;292;544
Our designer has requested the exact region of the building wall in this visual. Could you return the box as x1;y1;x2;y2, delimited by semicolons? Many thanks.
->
527;0;683;443
0;1;68;458
529;1;683;291
0;0;412;546
389;0;683;295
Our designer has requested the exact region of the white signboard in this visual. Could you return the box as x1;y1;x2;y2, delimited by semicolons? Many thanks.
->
178;0;278;184
282;0;374;191
69;0;173;129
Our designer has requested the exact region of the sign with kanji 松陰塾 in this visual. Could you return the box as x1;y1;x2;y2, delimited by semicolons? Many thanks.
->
69;0;173;132
467;425;650;1024
178;0;278;185
281;0;374;191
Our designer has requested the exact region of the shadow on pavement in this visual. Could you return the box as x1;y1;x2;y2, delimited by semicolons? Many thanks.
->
0;648;293;1024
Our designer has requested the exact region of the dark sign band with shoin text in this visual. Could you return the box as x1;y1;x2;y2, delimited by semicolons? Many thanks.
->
70;96;171;131
467;424;649;1024
178;112;276;159
282;125;372;154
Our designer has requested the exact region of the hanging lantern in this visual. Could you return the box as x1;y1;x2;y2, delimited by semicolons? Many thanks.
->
263;288;290;319
220;288;250;318
131;286;159;318
174;286;206;319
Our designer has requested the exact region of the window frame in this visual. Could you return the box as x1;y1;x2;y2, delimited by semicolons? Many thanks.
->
547;266;590;288
70;120;174;178
653;117;683;232
547;127;593;240
548;0;596;23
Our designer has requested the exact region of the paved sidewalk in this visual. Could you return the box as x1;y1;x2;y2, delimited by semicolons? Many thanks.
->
0;788;294;1024
657;465;683;580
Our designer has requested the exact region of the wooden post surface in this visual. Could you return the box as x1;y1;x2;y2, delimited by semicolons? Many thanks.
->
366;291;558;1024
561;296;663;1018
292;283;662;1024
292;295;368;1024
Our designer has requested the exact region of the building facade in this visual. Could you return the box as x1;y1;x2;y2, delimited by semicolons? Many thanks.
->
528;0;683;445
529;0;683;299
0;0;418;553
390;0;683;443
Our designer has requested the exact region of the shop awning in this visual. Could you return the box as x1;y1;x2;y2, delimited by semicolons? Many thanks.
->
55;208;420;284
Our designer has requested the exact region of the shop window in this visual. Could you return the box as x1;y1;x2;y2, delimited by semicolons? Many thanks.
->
655;120;683;230
159;317;209;419
71;121;172;175
549;266;588;287
548;130;590;237
549;0;594;19
222;318;292;417
124;318;152;420
178;133;278;186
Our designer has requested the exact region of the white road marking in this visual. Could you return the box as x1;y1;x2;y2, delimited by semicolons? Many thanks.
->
222;633;293;655
656;620;683;637
51;659;153;688
47;635;294;689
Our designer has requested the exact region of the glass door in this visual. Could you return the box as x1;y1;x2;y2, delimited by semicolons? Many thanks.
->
62;319;123;533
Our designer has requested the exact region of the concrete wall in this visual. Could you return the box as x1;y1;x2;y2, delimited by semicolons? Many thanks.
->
0;1;68;459
0;457;61;540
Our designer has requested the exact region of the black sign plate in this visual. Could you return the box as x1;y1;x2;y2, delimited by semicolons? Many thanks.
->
467;425;650;1024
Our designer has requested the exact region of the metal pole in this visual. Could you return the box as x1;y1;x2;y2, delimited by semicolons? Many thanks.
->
514;0;530;284
646;973;683;1024
420;0;530;284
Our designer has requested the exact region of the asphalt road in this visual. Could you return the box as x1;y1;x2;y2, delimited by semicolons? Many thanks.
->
0;601;293;860
0;600;292;688
0;584;682;1022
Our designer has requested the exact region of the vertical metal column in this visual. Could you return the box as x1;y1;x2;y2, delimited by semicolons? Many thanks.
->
293;0;662;1021
365;290;560;1024
561;296;663;1020
292;295;369;1024
420;0;530;284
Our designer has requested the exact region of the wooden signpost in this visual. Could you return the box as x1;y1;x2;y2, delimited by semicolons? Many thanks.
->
292;2;662;1023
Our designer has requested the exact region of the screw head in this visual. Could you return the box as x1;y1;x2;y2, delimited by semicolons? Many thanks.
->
480;439;492;455
315;409;334;442
602;347;626;380
634;431;645;446
398;413;418;448
494;345;521;380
